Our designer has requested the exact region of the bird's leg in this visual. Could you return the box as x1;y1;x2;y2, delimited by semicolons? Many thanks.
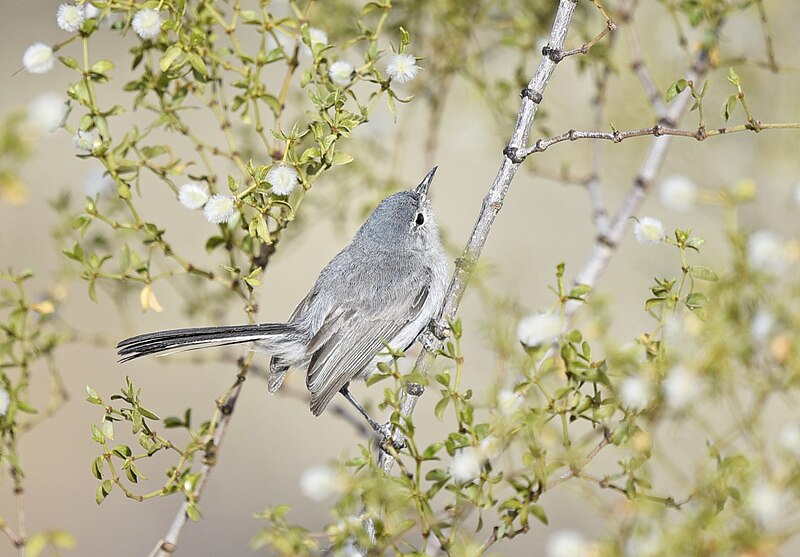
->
338;385;398;447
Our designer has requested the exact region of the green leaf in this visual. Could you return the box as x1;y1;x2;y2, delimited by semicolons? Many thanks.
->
666;79;687;102
102;417;114;440
685;292;709;309
86;385;102;405
331;151;354;165
721;94;737;122
689;266;718;281
685;236;706;251
205;236;226;253
95;480;113;504
91;456;104;479
530;504;549;525
434;397;450;420
139;407;160;420
91;424;104;444
91;59;115;74
186;52;208;76
111;444;132;459
727;67;741;86
568;284;592;300
186;502;201;521
422;442;443;460
434;372;450;387
59;56;79;70
163;416;185;428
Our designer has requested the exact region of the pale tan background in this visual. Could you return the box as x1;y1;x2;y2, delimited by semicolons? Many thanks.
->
1;1;799;556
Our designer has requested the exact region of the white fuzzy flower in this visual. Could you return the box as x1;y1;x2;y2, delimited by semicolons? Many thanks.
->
479;435;501;459
517;312;561;348
23;43;55;74
450;447;482;482
750;310;775;343
0;387;9;417
662;366;702;410
624;531;661;557
748;230;786;274
28;92;67;133
497;389;523;416
178;183;209;210
266;164;299;196
84;3;101;19
634;217;664;245
203;194;237;224
57;4;85;32
779;423;800;456
329;60;354;87
84;167;115;197
132;8;161;40
300;465;342;501
620;376;651;412
547;530;588;557
73;129;101;155
386;53;421;84
310;27;328;46
658;174;697;212
748;482;784;524
301;27;328;56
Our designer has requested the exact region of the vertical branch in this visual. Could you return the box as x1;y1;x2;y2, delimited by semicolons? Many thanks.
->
625;10;667;117
376;0;582;474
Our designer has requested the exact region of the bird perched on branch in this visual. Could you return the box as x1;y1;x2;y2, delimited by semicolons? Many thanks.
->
117;167;448;436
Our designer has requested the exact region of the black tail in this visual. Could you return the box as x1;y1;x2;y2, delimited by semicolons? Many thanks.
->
117;323;295;362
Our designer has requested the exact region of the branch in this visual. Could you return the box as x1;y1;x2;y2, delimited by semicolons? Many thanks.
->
564;47;713;323
623;6;667;116
522;121;799;157
375;0;587;473
148;359;250;557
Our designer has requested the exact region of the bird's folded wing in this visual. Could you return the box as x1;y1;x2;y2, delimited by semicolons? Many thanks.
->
305;283;429;415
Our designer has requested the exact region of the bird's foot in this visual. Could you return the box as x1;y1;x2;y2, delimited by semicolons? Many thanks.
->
375;422;406;452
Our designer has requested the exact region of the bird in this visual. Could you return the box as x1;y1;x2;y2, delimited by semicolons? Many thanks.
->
117;167;448;435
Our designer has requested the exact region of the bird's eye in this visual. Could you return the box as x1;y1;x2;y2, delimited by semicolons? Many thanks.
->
415;212;425;226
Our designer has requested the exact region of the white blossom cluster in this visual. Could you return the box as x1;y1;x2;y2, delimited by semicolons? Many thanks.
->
177;165;298;224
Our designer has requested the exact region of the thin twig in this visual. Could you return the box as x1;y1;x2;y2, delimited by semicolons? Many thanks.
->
522;121;799;157
559;17;616;59
754;0;778;72
549;428;613;489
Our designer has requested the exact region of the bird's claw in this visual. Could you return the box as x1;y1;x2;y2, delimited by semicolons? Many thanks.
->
376;422;405;452
429;319;451;341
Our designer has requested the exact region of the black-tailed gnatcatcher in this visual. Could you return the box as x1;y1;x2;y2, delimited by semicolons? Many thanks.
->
117;167;447;437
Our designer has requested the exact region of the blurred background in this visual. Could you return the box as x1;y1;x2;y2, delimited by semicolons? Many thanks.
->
1;0;799;555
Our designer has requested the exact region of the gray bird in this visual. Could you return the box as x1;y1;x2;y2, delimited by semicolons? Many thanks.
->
117;167;448;435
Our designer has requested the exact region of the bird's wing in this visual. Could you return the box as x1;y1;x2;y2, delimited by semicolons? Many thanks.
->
305;281;430;415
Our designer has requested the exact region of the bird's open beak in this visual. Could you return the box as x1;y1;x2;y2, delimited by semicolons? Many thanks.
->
415;166;438;196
